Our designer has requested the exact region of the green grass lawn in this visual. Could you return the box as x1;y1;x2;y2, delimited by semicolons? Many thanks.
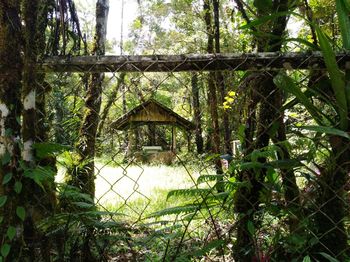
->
57;162;214;221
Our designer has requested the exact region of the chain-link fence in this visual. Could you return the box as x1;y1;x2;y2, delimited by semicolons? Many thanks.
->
28;52;350;261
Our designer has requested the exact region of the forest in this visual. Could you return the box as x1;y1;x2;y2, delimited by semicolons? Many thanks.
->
0;0;350;261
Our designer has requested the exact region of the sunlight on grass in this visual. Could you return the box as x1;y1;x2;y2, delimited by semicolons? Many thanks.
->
95;164;205;220
94;164;198;204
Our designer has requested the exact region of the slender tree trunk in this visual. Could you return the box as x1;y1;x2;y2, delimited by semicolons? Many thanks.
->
22;2;57;260
191;73;204;154
203;0;223;191
97;72;126;137
233;0;300;260
213;0;231;154
313;138;349;260
74;0;109;197
0;0;24;259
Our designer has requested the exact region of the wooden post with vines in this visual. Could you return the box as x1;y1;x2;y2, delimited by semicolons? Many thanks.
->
0;0;24;259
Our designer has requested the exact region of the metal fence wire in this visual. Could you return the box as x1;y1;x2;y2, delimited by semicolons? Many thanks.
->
25;52;350;261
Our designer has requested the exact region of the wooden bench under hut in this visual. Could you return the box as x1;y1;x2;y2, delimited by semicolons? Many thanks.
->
111;99;195;164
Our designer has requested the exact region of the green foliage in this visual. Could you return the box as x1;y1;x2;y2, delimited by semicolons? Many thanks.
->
16;207;25;221
23;166;55;190
319;252;340;262
33;142;71;159
0;244;10;258
166;188;212;201
1;173;12;185
192;239;225;257
297;125;350;139
274;73;327;125
6;227;16;241
335;0;350;49
315;26;348;130
0;196;7;208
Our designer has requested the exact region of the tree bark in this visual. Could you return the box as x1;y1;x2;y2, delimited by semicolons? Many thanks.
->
213;0;231;154
73;0;109;197
233;0;300;260
313;138;349;260
203;0;223;191
191;73;204;154
22;3;58;260
97;72;126;138
0;0;24;259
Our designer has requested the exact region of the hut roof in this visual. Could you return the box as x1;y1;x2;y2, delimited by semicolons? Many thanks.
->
111;99;195;131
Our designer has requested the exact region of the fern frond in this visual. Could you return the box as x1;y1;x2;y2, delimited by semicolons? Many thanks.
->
149;204;212;218
167;188;213;201
197;174;224;184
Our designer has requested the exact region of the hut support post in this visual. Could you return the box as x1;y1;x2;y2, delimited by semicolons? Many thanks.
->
127;125;134;154
172;126;176;152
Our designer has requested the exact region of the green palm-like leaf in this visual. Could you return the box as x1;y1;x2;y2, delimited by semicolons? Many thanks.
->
274;73;326;126
297;125;350;139
315;26;348;130
336;0;350;49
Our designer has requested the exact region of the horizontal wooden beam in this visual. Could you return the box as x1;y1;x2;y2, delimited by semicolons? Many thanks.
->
41;52;350;73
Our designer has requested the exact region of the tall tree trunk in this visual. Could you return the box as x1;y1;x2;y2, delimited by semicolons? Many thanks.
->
213;0;231;154
233;0;300;260
22;2;57;260
191;73;204;154
74;0;109;197
203;0;223;191
313;138;349;260
0;0;24;259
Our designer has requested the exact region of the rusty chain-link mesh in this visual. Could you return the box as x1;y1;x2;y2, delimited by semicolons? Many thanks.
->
33;52;350;261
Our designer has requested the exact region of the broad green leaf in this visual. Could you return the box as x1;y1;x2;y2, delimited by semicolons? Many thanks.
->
274;73;325;125
23;166;55;190
1;152;11;166
2;173;12;185
336;0;350;49
319;252;340;262
16;206;25;221
303;255;311;262
247;220;255;236
0;244;10;257
32;142;70;159
14;181;22;194
315;26;348;130
298;125;350;139
6;226;16;241
0;196;7;208
0;216;3;224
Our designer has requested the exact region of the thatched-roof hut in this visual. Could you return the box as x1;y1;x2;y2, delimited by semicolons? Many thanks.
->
111;99;194;158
